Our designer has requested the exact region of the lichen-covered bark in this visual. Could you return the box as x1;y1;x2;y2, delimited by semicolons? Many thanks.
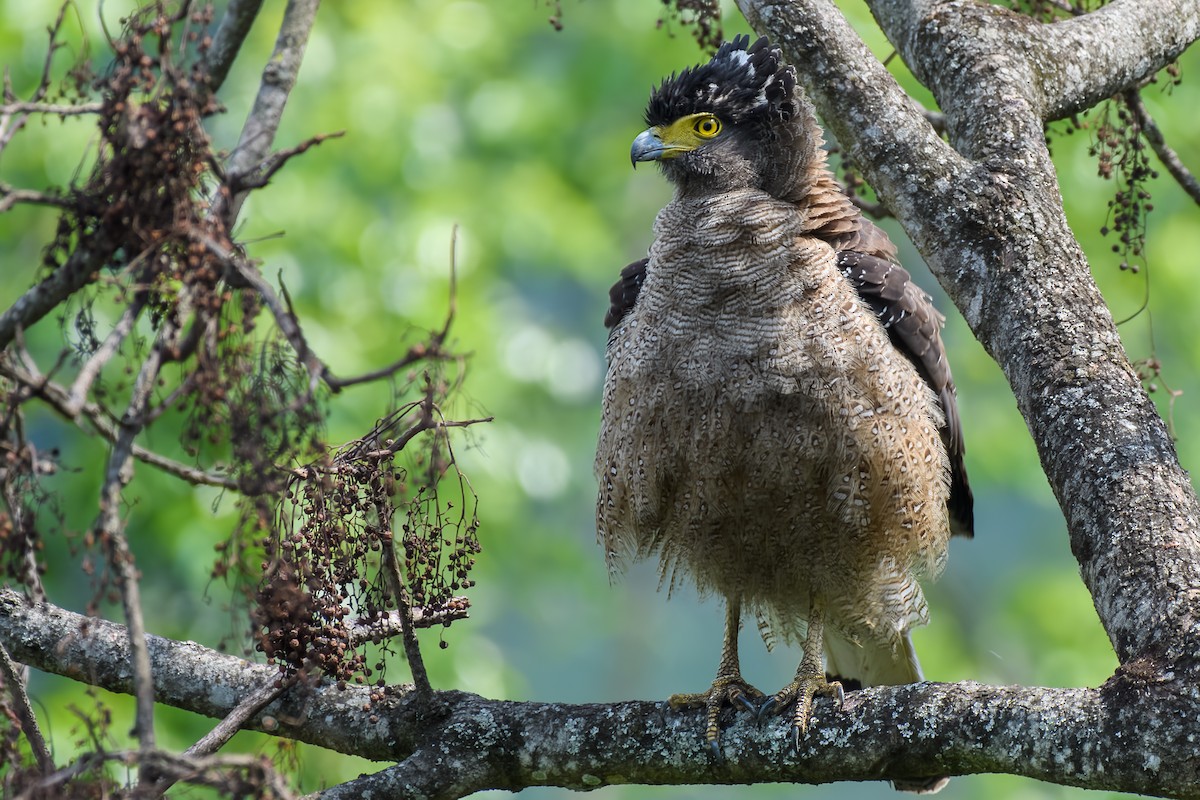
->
4;589;1200;798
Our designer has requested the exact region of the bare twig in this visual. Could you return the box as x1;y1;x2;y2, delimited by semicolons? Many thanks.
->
0;183;71;214
325;228;460;391
184;676;291;758
0;3;70;155
0;358;238;490
381;534;433;699
0;640;54;774
94;313;191;776
1124;88;1200;205
323;341;452;391
0;101;102;116
347;598;471;647
203;235;328;390
200;0;266;93
65;293;147;416
232;130;345;192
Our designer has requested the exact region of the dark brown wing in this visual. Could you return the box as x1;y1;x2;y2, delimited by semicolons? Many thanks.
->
837;248;974;538
605;258;648;330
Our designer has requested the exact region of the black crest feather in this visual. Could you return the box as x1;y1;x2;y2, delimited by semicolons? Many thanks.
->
644;35;797;128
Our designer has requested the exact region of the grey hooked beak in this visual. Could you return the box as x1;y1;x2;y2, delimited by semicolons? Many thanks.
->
630;128;666;167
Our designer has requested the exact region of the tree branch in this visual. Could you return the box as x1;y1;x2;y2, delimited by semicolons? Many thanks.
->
214;0;322;226
1037;0;1200;121
1124;87;1200;205
200;0;267;93
0;640;54;774
3;589;1199;798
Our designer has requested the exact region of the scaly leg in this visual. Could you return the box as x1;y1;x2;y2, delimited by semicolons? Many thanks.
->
669;599;764;756
759;594;845;748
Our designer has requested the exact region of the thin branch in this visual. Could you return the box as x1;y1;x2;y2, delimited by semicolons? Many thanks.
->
0;640;54;774
183;676;290;758
347;598;471;648
94;313;189;774
325;232;459;390
231;130;345;192
0;183;71;214
381;505;433;700
1124;88;1200;205
64;292;147;416
0;101;102;115
203;235;328;390
0;2;69;155
0;358;238;490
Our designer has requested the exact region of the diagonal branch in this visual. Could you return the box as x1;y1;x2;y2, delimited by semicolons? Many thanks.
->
200;0;267;93
0;358;238;490
0;640;54;774
213;0;322;227
1124;88;1200;205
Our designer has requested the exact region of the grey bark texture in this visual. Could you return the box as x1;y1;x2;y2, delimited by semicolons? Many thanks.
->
4;588;1199;797
3;0;1200;797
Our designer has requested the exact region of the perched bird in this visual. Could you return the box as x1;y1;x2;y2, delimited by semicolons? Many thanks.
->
595;35;972;789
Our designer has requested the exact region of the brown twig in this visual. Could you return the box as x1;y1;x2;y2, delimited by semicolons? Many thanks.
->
0;640;54;774
0;183;71;214
64;293;147;416
0;3;69;155
1124;88;1200;205
231;130;346;192
324;226;460;391
203;235;328;391
0;101;102;115
0;357;238;490
184;676;291;758
94;313;192;777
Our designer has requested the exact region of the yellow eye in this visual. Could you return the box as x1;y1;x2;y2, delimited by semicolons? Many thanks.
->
693;115;722;138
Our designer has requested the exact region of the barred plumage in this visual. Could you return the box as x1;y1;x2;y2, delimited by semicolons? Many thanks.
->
596;36;971;793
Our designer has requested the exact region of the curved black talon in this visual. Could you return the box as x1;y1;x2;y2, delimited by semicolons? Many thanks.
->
708;738;723;761
735;693;759;714
756;695;779;723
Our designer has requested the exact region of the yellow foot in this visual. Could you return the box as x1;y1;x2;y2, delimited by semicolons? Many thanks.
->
669;674;765;757
758;672;845;748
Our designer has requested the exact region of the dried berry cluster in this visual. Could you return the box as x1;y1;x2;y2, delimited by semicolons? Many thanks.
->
1092;100;1157;274
250;381;480;684
252;460;389;684
659;0;724;53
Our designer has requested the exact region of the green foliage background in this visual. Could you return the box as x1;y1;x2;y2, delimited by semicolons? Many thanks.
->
1;1;1198;797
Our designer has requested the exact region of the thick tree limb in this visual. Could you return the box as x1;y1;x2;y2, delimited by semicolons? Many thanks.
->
3;589;1199;798
1036;0;1200;120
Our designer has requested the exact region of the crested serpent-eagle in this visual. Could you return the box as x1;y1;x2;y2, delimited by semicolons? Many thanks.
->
595;35;972;792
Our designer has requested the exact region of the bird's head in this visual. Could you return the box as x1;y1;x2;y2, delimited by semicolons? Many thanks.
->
632;36;818;199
